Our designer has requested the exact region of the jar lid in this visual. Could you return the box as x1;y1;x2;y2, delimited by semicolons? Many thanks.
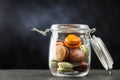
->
90;35;114;70
51;24;90;33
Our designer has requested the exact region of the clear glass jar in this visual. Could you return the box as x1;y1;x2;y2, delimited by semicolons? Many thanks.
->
31;24;114;77
49;24;91;77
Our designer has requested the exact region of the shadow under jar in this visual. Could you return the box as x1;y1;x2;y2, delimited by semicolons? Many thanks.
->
49;24;91;77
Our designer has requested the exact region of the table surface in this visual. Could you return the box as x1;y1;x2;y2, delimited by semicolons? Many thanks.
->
0;70;119;80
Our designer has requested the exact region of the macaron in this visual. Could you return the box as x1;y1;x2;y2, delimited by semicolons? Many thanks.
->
73;66;87;72
73;61;88;72
57;67;72;73
57;62;73;73
58;62;73;69
80;45;89;59
69;48;85;62
80;61;88;69
50;60;58;69
55;45;69;62
64;34;82;48
56;41;64;45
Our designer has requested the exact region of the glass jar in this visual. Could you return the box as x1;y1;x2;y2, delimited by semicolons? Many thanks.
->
49;24;91;77
31;24;114;77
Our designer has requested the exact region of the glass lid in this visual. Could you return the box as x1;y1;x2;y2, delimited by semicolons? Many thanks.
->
90;35;114;72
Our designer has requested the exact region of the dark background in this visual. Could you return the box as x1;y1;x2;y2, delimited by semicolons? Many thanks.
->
0;0;120;69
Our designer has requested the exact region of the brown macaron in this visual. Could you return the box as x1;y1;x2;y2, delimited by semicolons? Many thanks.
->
56;41;64;46
55;45;69;62
73;61;88;72
73;66;87;72
69;48;85;62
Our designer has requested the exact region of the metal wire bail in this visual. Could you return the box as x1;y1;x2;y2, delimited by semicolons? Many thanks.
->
89;28;96;39
31;27;51;36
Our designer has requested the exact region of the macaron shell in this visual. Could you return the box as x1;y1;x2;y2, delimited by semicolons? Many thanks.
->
69;49;85;62
73;66;87;72
65;34;80;42
56;41;64;45
55;45;68;62
80;45;89;59
64;47;69;61
58;62;73;68
64;36;81;45
64;34;82;48
73;61;88;72
57;62;73;73
57;67;73;73
64;41;81;48
50;60;58;69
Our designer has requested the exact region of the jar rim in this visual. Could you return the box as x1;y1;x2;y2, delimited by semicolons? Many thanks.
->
51;24;90;33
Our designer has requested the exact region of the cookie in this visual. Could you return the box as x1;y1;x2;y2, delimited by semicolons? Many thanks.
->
58;62;73;68
50;60;58;69
56;41;64;45
80;45;89;59
57;62;73;73
69;48;85;62
64;34;82;48
55;45;69;61
57;67;73;73
73;61;88;72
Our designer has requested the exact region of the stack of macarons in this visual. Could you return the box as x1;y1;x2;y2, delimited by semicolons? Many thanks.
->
50;34;89;73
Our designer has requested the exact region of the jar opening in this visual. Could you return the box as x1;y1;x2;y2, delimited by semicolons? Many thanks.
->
51;24;90;33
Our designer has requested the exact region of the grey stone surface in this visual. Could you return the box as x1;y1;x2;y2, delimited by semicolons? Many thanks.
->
0;70;119;80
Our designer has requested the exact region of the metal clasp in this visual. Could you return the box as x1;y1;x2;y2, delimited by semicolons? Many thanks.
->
89;28;96;39
31;27;51;36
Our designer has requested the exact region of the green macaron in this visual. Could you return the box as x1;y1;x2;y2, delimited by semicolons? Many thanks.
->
80;45;89;59
50;60;58;69
57;62;73;73
57;67;73;73
58;62;73;68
